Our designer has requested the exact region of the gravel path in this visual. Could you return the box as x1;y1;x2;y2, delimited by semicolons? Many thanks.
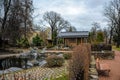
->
99;50;120;80
0;61;68;80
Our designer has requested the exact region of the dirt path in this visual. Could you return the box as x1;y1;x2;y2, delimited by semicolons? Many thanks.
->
45;50;73;53
99;50;120;80
0;49;73;59
0;54;20;59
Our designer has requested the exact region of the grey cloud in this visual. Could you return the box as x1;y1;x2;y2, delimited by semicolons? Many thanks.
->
33;0;112;31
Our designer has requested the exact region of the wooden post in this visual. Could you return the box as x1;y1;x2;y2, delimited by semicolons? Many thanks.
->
64;38;65;46
81;37;82;43
84;37;85;43
85;38;87;43
76;38;78;45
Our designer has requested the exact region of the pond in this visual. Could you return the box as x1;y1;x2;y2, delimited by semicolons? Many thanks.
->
0;47;65;74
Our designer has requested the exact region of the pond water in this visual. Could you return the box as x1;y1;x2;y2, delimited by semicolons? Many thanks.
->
0;48;47;69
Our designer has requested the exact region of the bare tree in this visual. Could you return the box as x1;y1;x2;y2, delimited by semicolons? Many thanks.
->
0;0;33;47
104;0;120;47
0;0;11;45
108;23;114;44
90;22;100;42
43;11;61;45
7;0;24;43
104;3;115;44
43;11;74;45
22;0;33;38
103;27;109;44
65;26;76;32
56;18;69;33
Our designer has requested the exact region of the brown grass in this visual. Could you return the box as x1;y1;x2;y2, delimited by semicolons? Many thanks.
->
69;43;91;80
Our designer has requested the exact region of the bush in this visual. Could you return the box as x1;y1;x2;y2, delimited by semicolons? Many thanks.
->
69;44;91;80
46;44;54;49
16;38;29;48
63;53;72;60
48;74;68;80
46;55;64;67
32;34;43;46
91;43;112;51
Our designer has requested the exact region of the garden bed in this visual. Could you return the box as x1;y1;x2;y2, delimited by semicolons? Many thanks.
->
91;51;115;59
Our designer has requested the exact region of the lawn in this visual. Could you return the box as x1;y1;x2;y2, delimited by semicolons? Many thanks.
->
45;74;69;80
112;46;120;51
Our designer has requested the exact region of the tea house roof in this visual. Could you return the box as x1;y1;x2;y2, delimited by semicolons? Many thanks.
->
58;31;89;38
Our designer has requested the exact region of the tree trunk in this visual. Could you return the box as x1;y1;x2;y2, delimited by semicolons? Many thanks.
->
116;43;119;48
51;27;54;46
109;27;113;44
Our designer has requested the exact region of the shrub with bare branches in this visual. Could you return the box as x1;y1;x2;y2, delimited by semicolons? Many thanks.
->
69;44;91;80
63;53;72;60
46;55;64;67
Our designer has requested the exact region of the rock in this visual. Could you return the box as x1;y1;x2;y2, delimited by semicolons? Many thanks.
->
41;47;46;53
57;54;64;58
39;60;47;66
89;68;98;75
27;61;33;67
90;75;98;79
0;67;23;74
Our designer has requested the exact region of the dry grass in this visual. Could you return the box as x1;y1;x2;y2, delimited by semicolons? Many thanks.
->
69;43;91;80
112;45;120;51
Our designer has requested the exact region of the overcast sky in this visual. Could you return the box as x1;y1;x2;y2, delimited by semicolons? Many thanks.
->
33;0;112;31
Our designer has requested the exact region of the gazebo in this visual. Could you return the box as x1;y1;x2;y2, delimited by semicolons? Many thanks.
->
58;31;89;47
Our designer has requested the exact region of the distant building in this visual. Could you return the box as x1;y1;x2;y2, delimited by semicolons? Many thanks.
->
45;27;52;45
28;27;52;46
45;27;52;40
58;31;89;47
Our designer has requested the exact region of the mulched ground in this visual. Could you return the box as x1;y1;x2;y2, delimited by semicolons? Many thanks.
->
99;50;120;80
